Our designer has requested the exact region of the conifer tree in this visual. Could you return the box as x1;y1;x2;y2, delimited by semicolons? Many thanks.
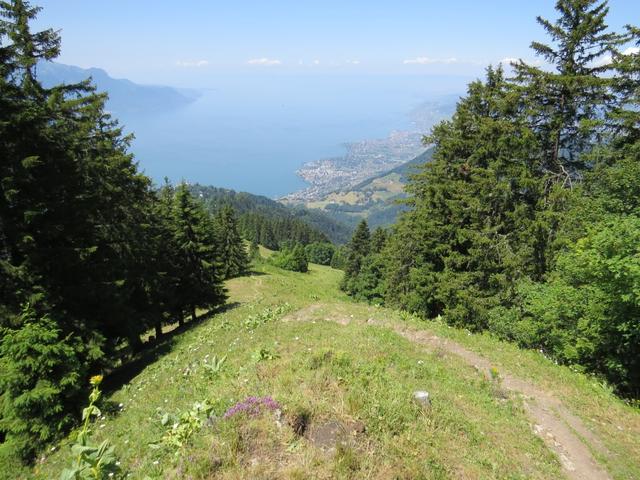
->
171;183;226;324
513;0;623;175
340;220;371;294
214;204;249;279
370;227;388;254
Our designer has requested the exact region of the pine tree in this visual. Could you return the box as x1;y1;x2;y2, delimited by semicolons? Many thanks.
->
370;227;388;254
513;0;624;176
171;184;226;324
248;240;260;262
340;220;371;294
384;67;543;326
610;26;640;148
214;204;249;279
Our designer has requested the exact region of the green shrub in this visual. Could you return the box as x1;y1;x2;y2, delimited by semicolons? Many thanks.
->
0;305;98;460
270;244;308;272
304;242;335;265
492;216;640;396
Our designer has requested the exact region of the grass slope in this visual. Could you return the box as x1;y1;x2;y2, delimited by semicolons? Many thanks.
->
18;255;640;480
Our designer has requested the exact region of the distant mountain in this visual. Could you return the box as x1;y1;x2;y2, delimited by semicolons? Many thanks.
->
189;184;352;245
36;61;199;115
301;148;434;230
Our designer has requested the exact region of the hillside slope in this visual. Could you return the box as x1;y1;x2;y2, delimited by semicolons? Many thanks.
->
25;258;640;480
304;148;434;229
37;61;198;115
191;184;352;244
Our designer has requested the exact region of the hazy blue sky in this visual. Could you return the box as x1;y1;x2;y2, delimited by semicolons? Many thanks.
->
33;0;640;87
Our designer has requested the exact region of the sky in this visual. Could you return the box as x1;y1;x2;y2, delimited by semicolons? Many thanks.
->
32;0;640;87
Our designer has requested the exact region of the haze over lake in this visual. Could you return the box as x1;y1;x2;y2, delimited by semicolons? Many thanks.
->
119;74;467;198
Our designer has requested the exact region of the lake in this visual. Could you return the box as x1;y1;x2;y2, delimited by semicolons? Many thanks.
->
120;74;467;198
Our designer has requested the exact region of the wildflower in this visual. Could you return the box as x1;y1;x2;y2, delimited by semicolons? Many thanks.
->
223;396;281;419
90;375;103;386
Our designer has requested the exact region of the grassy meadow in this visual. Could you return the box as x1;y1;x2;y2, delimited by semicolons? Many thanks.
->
12;251;640;479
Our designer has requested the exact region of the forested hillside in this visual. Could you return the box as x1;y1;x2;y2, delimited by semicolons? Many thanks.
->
339;1;640;398
190;184;352;245
0;1;248;465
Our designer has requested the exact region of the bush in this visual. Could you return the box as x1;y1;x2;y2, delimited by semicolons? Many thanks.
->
492;216;640;396
270;244;309;272
304;242;335;265
0;306;99;460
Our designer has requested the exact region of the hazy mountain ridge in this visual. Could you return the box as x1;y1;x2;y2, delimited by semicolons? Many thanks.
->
36;61;199;115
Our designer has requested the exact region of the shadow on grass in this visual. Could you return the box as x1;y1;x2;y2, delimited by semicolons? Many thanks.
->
103;301;242;394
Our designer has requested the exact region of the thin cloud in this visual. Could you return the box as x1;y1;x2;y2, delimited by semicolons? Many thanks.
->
176;60;209;68
247;57;282;66
403;56;458;65
346;59;361;65
500;57;519;65
623;46;639;56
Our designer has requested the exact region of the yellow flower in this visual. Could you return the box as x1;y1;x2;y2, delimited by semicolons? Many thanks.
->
89;374;103;386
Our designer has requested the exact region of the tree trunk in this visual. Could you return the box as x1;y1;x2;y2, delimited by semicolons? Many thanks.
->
178;315;184;327
155;321;163;339
191;306;197;322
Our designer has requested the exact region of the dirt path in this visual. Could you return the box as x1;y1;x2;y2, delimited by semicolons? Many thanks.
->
286;304;612;480
385;322;611;480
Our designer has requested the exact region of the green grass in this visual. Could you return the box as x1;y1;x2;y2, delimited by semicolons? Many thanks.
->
12;257;640;479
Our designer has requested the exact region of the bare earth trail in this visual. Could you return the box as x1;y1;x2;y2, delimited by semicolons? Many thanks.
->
286;303;612;480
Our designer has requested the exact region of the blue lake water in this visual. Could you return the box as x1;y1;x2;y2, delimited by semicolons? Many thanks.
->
120;74;467;198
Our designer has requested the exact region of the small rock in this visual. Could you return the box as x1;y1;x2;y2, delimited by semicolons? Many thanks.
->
413;391;431;406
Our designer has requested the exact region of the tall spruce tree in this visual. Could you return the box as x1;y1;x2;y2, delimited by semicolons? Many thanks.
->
384;67;543;326
171;184;226;324
214;204;249;279
513;0;623;176
340;220;371;294
0;0;165;458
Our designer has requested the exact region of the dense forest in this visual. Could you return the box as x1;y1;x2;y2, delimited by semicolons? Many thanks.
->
190;184;351;245
341;1;640;398
0;1;250;462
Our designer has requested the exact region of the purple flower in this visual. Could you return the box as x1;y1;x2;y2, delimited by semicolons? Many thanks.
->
223;396;281;419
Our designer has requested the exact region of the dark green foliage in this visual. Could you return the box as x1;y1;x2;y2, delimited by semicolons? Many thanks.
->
491;216;640;396
214;205;249;279
0;306;95;459
248;240;260;262
340;220;372;295
270;244;309;273
190;184;350;244
304;242;335;266
329;245;348;270
385;66;546;328
0;2;229;461
370;227;388;254
171;184;227;322
340;1;640;395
